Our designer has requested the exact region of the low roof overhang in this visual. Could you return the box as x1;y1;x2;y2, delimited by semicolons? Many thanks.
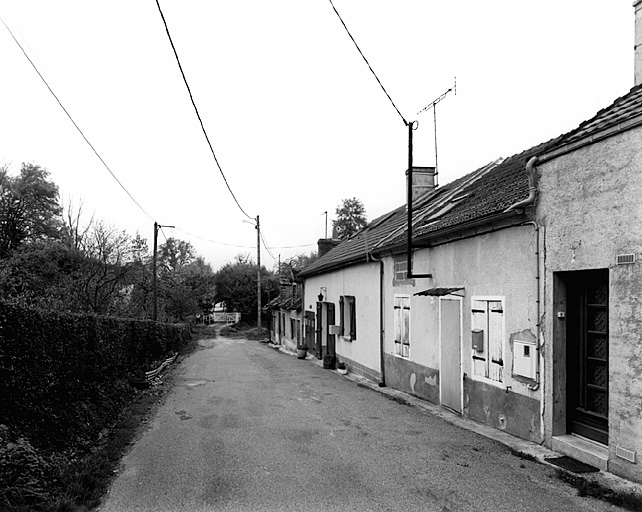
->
414;287;464;297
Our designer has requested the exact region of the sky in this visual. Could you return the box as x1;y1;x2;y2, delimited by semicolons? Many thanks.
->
0;1;635;271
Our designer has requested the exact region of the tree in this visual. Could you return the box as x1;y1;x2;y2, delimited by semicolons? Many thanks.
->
0;163;62;258
278;251;318;281
155;238;215;321
0;241;85;312
332;197;367;241
158;237;194;272
215;254;279;322
74;221;139;315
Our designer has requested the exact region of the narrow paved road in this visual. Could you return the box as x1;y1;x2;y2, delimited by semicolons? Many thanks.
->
99;336;618;512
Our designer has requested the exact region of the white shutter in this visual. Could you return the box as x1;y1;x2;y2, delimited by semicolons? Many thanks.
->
488;301;504;382
471;299;487;378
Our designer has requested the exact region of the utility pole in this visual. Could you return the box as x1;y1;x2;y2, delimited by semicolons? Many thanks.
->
256;215;262;337
152;221;174;321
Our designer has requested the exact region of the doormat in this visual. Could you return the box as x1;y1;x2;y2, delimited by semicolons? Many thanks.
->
544;456;599;474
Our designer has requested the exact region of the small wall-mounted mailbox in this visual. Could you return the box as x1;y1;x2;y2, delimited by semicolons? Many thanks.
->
329;325;342;335
513;341;537;379
471;329;484;352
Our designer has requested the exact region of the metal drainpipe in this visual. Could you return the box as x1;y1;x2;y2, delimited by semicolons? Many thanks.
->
523;220;541;391
504;156;539;213
365;246;386;386
378;259;385;387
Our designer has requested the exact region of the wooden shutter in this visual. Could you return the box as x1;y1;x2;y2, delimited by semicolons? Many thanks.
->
472;299;487;378
488;301;504;382
349;298;356;339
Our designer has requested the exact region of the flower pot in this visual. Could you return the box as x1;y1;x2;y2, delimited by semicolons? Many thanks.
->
297;347;308;359
323;354;336;369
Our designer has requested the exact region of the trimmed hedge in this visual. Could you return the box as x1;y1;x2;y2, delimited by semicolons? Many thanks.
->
0;302;191;451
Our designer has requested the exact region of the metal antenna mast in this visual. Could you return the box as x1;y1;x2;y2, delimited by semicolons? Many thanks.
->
416;77;456;187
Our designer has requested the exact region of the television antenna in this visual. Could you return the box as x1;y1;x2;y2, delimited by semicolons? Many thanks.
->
416;77;456;187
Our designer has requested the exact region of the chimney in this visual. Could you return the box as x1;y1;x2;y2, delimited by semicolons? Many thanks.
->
633;0;642;85
405;166;437;202
317;238;340;258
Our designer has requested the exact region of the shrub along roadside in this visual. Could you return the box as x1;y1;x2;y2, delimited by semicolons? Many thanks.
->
0;302;194;511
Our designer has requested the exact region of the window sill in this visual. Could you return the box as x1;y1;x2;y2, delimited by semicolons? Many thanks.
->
393;278;415;287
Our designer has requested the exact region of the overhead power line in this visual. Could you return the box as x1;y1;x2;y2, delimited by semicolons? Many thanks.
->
154;0;253;221
0;15;154;222
174;227;256;249
259;230;277;262
327;0;407;126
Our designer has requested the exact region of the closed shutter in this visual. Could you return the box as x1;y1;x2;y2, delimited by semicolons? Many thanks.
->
471;298;504;383
394;296;410;357
471;300;487;378
488;301;504;382
349;299;356;339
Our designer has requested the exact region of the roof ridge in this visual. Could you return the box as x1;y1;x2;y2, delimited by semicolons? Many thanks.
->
553;83;642;148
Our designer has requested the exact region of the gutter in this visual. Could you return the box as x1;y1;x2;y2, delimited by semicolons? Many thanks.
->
537;112;642;165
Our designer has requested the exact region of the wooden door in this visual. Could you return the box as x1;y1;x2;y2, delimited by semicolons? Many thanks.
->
304;311;315;354
567;269;609;445
315;303;323;359
326;302;336;358
440;297;462;413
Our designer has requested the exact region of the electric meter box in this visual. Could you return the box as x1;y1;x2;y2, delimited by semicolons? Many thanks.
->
513;341;537;379
471;329;484;352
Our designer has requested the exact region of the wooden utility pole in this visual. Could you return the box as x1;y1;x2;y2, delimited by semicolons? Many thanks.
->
152;221;174;321
256;215;262;336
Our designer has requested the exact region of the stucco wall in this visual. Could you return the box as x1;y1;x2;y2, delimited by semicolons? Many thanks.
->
538;127;642;481
303;262;381;377
382;225;542;440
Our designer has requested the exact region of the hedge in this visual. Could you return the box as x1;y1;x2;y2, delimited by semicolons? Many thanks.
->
0;301;191;451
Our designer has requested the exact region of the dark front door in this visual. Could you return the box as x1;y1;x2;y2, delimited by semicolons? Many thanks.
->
326;302;336;358
566;269;609;445
315;303;323;359
305;311;316;355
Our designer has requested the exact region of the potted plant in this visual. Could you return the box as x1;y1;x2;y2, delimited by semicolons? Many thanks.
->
337;362;347;375
323;354;336;369
296;343;308;359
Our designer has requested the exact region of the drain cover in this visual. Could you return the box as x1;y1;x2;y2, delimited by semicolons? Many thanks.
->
545;456;599;474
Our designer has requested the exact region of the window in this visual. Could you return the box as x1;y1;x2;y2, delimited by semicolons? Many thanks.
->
471;298;505;383
339;296;356;340
288;318;301;342
393;254;415;286
393;295;410;357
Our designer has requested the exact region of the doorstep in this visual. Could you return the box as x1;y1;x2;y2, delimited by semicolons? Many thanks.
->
552;434;608;471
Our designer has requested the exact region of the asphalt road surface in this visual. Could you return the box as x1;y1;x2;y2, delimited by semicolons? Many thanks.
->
99;335;620;512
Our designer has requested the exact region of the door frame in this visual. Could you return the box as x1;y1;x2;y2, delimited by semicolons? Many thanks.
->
439;295;463;414
553;269;609;445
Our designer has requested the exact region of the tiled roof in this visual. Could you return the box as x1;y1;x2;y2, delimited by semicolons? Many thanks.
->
544;83;642;155
299;172;483;277
298;203;410;277
299;143;551;278
408;140;557;242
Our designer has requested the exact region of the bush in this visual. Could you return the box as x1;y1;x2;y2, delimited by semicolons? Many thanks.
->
0;302;191;451
0;425;51;509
